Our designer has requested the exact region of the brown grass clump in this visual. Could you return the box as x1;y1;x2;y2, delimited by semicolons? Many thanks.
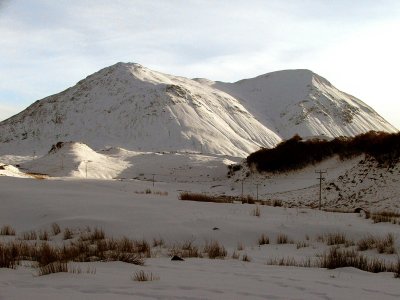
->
319;247;394;273
276;234;293;244
296;241;309;249
203;240;227;259
0;225;16;236
325;233;350;246
0;242;20;268
63;228;73;240
266;257;312;268
0;227;151;269
357;233;396;254
51;223;61;236
242;254;251;262
38;230;49;241
271;199;283;207
258;234;269;245
317;232;354;246
369;210;400;225
170;239;201;258
132;270;159;282
38;261;68;276
179;192;233;203
19;230;37;240
394;258;400;278
79;227;105;242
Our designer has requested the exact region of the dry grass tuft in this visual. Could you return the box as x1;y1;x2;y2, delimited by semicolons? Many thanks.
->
317;232;354;246
258;234;269;245
170;239;201;258
204;240;227;259
132;270;159;282
63;228;73;240
19;230;37;240
368;210;400;225
267;257;312;267
38;230;49;241
242;254;251;262
38;261;68;276
0;225;16;236
319;247;395;273
358;233;395;254
276;234;293;244
394;258;400;278
296;241;309;249
51;223;61;236
0;227;151;270
0;242;20;268
179;192;233;203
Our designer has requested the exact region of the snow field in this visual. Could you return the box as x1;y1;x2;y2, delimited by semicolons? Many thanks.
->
1;176;400;299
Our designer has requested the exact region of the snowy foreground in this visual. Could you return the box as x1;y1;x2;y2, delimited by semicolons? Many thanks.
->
1;176;400;300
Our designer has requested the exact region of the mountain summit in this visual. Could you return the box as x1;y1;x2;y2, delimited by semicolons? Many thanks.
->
0;62;397;156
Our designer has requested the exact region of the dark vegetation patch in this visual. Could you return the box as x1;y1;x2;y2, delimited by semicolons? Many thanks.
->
247;131;400;173
179;192;284;207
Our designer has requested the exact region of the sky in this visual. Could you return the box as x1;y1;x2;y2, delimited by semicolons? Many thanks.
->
0;0;400;128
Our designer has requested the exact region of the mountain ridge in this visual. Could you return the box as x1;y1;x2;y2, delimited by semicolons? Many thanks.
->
0;62;397;157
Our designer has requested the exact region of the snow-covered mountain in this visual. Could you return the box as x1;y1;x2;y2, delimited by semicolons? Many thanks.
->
214;69;397;139
0;62;397;156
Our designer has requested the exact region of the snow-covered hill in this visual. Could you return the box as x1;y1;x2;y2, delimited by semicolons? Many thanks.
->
0;63;397;156
18;141;238;181
214;69;397;139
229;154;400;211
20;142;129;179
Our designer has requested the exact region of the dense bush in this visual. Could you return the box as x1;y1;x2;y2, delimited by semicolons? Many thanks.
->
247;131;400;173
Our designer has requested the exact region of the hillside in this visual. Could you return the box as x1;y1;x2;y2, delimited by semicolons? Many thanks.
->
0;63;280;157
0;63;397;157
214;69;397;139
247;131;400;173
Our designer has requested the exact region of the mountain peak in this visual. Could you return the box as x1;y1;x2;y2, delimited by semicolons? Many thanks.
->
0;62;397;156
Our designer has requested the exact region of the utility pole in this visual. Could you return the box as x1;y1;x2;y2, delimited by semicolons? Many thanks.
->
315;170;327;210
84;160;92;179
152;174;155;187
256;184;259;201
241;180;244;200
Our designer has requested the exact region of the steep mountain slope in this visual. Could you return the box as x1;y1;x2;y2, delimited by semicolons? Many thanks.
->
213;69;397;139
0;63;397;157
0;63;280;157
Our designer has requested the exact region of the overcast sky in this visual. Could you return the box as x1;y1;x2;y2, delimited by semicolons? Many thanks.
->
1;0;400;128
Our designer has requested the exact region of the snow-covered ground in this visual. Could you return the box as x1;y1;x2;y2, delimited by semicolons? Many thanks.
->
1;170;400;299
1;141;400;299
